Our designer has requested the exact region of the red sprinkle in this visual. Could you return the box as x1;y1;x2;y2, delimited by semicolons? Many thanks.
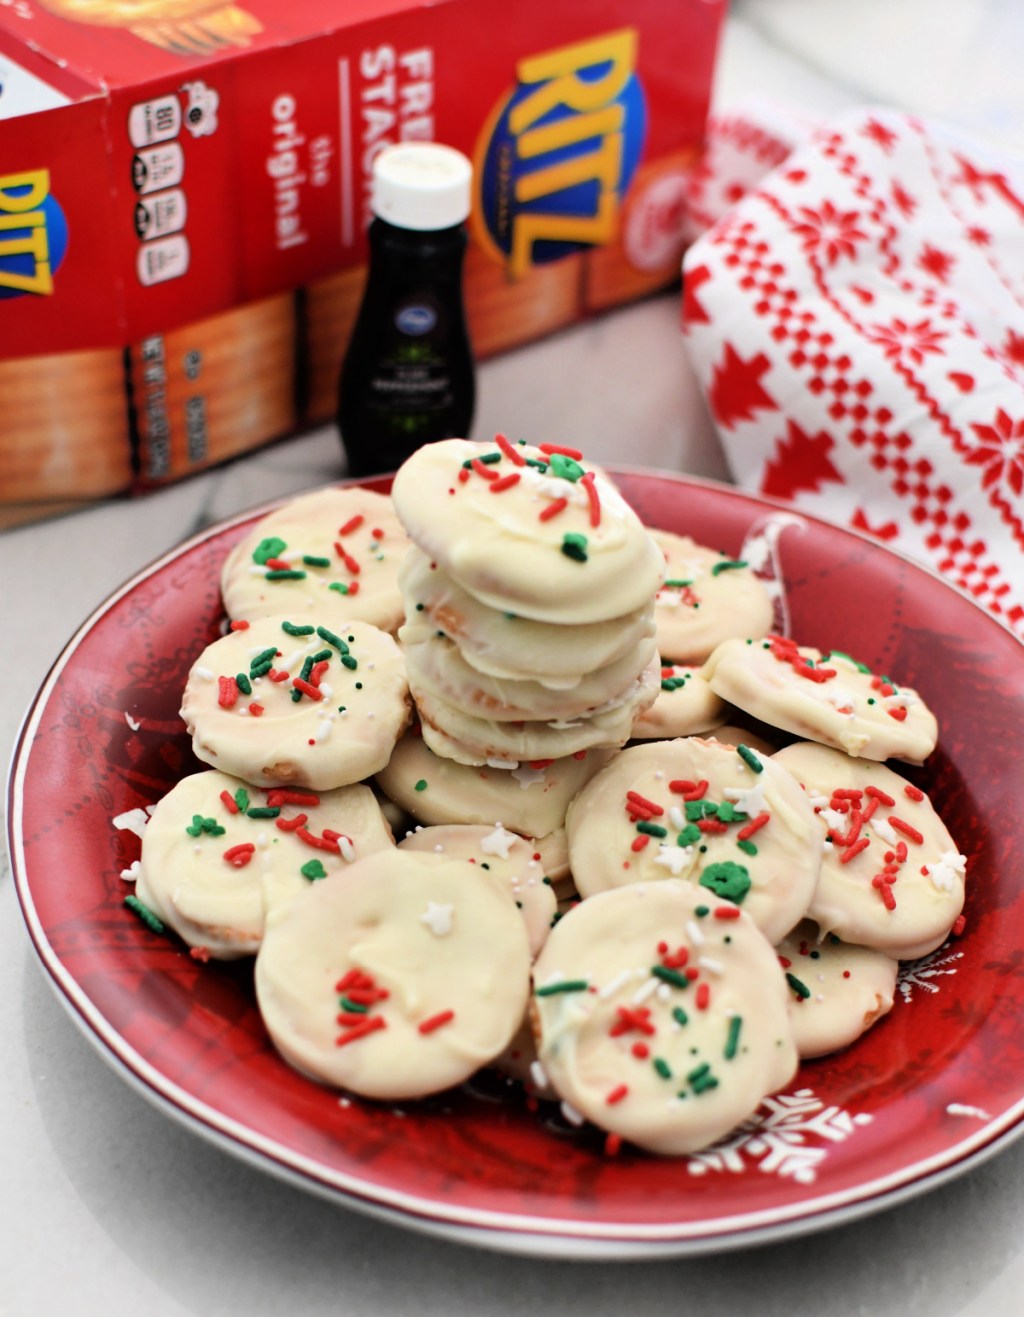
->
888;706;908;722
626;791;664;816
346;580;360;596
268;788;321;806
889;816;924;845
249;702;265;716
697;818;729;834
275;812;309;832
265;557;291;571
606;1084;629;1106
631;835;650;852
335;1016;387;1047
296;826;341;852
604;1133;623;1156
952;915;967;936
268;668;291;683
292;677;323;701
631;1041;650;1059
334;544;361;574
695;982;711;1010
494;432;526;465
472;457;499;481
489;472;522;493
229;619;250;631
865;784;896;806
539;443;583;459
840;837;871;864
457;466;470;483
904;784;925;801
610;1005;656;1037
418;1010;455;1034
579;470;601;527
223;843;256;868
218;676;239;709
220;789;240;814
736;811;770;841
713;906;742;921
190;946;211;962
538;497;569;522
338;514;365;535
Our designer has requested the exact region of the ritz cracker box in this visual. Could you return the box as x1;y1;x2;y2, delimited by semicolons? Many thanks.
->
0;0;726;524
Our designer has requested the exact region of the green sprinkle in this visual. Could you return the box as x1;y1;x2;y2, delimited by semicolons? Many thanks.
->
636;821;668;838
737;839;758;856
524;457;549;471
661;677;687;691
548;453;584;482
328;582;350;595
535;979;589;996
354;681;363;689
236;672;252;695
299;656;315;682
737;744;764;773
341;654;359;670
290;688;303;702
185;814;204;837
233;789;250;813
672;1006;689;1027
677;824;701;846
251;647;278;670
301;859;327;881
663;578;694;588
824;649;870;673
310;648;334;665
786;973;811;1000
303;555;331;568
281;621;315;636
560;532;589;563
250;662;274;680
652;965;690;989
715;800;745;823
414;779;428;792
265;569;306;581
711;559;748;575
724;1016;743;1060
685;799;719;820
253;536;287;565
694;905;710;918
687;1062;720;1094
316;625;349;653
462;450;502;466
699;860;751;904
653;1057;673;1080
246;806;280;819
339;996;367;1013
124;894;165;933
415;603;425;611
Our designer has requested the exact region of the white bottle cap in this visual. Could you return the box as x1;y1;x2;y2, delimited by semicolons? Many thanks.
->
371;142;473;231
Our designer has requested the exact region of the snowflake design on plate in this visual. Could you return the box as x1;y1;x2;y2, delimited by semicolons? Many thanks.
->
896;943;964;1003
686;1088;873;1185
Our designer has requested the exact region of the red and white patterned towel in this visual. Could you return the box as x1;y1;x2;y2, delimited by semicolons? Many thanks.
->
682;105;1024;640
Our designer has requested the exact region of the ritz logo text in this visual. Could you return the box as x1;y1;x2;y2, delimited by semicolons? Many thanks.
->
474;28;645;279
0;169;67;298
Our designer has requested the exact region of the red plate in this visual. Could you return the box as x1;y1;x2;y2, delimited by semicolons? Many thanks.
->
9;470;1024;1257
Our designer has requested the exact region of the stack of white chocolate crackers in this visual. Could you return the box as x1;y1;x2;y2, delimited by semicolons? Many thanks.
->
124;435;968;1159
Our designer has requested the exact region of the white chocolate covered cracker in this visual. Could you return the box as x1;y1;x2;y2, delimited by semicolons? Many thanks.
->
180;615;410;790
135;770;394;958
531;881;798;1155
631;664;727;740
649;529;774;663
255;848;531;1100
565;737;820;944
703;636;938;763
776;919;898;1059
221;487;411;633
390;437;665;624
398;823;557;958
773;741;965;959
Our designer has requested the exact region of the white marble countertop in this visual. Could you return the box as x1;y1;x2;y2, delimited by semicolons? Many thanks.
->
4;3;1024;1313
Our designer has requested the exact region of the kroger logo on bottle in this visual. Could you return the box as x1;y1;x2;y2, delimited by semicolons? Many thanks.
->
474;29;645;279
0;170;68;298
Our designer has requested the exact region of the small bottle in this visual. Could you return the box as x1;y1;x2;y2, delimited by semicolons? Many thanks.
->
338;142;475;476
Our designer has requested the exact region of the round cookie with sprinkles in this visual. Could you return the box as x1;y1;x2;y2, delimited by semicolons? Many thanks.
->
773;741;966;959
374;729;616;838
530;880;798;1156
565;737;820;944
221;487;412;634
413;653;660;766
399;547;655;686
180;615;410;790
255;848;531;1101
402;630;659;723
702;636;939;764
390;436;666;624
398;823;557;958
649;529;774;663
775;919;898;1059
134;770;394;958
631;664;727;740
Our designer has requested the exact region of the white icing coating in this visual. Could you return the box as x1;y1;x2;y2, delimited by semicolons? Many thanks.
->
531;881;797;1155
775;919;898;1059
773;741;965;959
374;730;615;837
136;770;394;958
180;615;410;790
414;654;661;766
398;547;655;686
398;823;557;958
631;664;727;740
565;738;821;944
649;529;774;663
255;849;531;1100
402;629;659;723
702;637;938;763
390;438;665;624
220;486;412;633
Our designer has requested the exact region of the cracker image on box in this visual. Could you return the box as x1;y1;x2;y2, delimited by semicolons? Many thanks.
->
180;615;410;789
531;881;798;1155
